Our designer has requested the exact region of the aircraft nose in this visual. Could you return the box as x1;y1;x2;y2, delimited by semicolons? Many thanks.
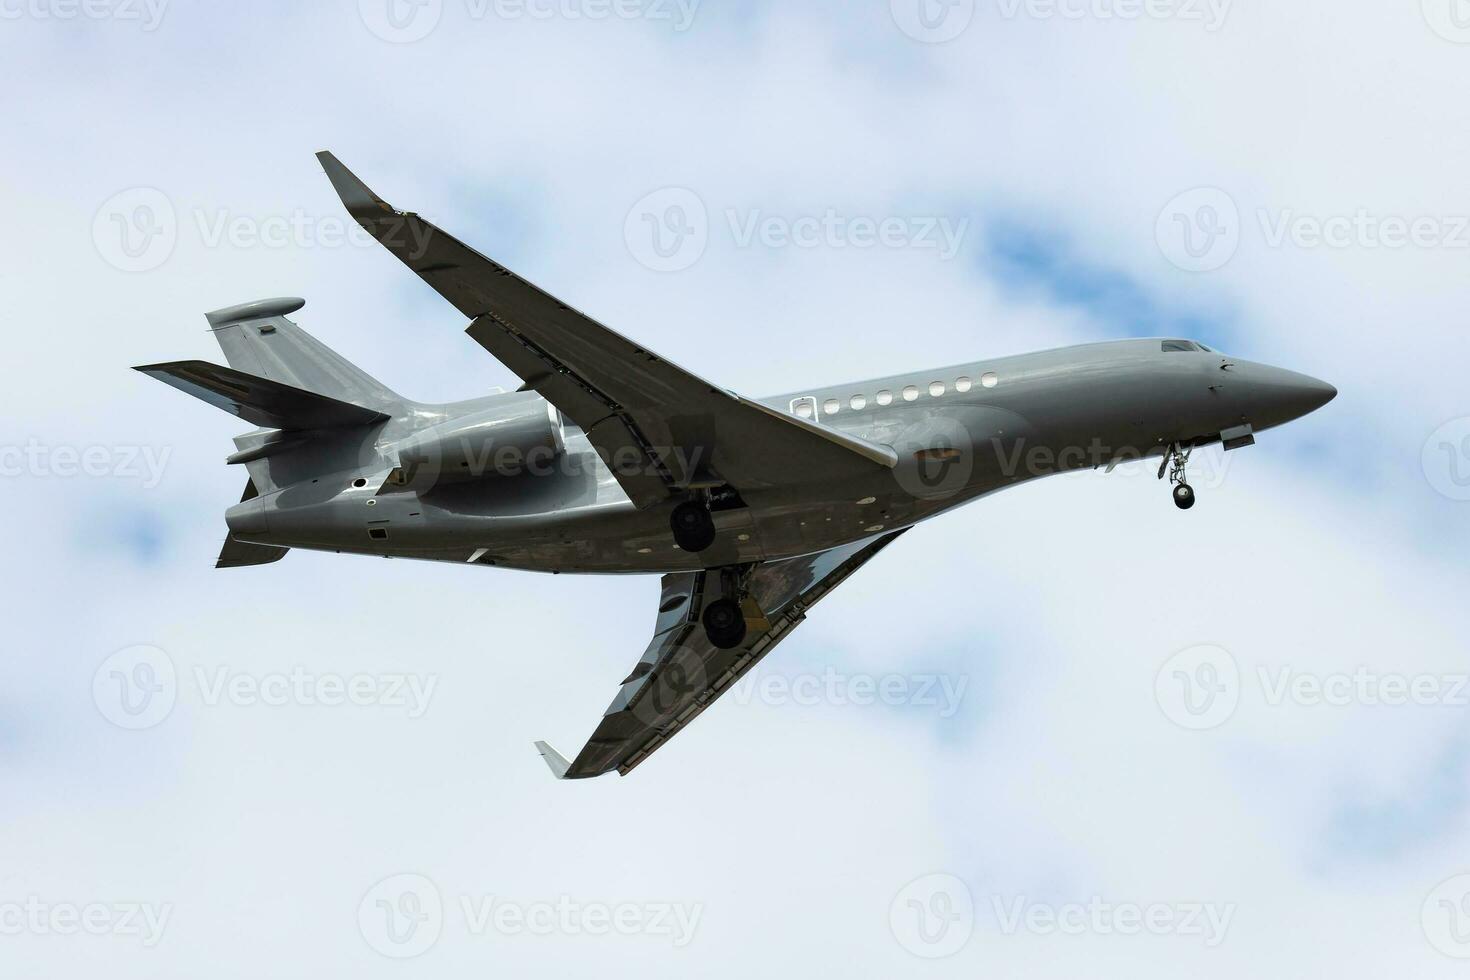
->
1233;363;1337;426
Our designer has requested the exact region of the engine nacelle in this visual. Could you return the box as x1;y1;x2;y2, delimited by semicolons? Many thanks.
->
395;393;565;487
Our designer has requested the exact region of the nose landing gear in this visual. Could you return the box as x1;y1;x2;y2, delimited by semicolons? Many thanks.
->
1158;443;1196;510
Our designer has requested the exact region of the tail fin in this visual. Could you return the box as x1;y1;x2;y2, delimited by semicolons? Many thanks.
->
204;297;401;409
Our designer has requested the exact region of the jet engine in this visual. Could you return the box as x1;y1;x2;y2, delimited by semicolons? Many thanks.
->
394;393;565;487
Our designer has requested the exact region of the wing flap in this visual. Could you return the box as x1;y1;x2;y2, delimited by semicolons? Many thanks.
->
547;531;907;779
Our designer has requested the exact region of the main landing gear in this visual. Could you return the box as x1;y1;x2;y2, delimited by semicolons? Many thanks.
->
1158;443;1196;511
702;597;747;649
671;500;716;553
699;566;750;650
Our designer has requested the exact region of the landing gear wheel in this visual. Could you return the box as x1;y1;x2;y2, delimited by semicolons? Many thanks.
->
671;501;716;553
701;598;747;649
1159;443;1197;512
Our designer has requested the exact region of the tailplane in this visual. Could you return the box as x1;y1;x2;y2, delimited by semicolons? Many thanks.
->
133;360;388;430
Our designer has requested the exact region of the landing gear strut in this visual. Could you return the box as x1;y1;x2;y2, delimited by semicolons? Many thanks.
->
671;500;716;553
1158;443;1196;510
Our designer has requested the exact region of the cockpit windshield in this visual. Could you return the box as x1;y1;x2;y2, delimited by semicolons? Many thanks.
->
1161;340;1216;353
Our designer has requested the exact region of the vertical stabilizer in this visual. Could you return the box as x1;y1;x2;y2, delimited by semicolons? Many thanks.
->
206;297;401;409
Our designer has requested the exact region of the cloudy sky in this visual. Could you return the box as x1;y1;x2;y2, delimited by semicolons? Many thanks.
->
4;0;1470;975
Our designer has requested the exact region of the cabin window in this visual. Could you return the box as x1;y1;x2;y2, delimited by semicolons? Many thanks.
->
794;401;814;418
955;377;973;393
902;385;919;402
981;372;999;389
850;394;868;411
876;390;894;406
929;381;946;397
823;398;841;415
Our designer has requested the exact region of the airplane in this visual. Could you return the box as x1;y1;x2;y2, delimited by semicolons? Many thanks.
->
135;152;1337;779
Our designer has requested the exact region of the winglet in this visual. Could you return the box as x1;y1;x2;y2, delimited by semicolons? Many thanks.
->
316;151;396;221
534;741;572;780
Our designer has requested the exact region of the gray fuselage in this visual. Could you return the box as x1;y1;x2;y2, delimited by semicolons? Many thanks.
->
226;338;1335;573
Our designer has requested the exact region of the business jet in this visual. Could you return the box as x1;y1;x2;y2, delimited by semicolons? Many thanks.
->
136;154;1336;778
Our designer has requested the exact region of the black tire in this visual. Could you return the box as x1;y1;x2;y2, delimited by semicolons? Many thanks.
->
1173;483;1196;510
702;598;747;649
671;501;716;552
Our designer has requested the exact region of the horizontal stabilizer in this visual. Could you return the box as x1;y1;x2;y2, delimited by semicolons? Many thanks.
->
134;360;389;430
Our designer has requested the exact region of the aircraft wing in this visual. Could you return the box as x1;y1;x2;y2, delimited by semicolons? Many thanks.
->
317;152;898;508
538;531;906;779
